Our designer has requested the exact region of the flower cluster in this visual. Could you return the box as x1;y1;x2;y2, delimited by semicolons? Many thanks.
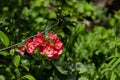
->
18;33;63;60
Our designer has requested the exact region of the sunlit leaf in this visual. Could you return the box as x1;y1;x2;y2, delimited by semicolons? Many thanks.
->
111;58;120;69
110;72;116;80
22;75;36;80
10;49;15;56
0;31;9;47
0;75;5;80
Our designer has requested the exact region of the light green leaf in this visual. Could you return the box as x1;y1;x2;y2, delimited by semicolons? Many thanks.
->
110;72;116;80
0;75;5;80
109;18;115;26
35;17;44;23
10;49;15;56
78;77;88;80
12;55;20;67
111;58;120;69
79;67;87;74
0;31;9;47
0;51;9;56
22;75;36;80
49;11;56;18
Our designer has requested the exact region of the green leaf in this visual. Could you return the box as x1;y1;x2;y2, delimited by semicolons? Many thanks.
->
111;58;120;69
15;68;21;78
12;55;20;68
35;17;44;23
76;63;87;74
110;72;116;80
49;11;56;18
0;51;9;56
55;66;68;75
109;18;115;26
101;68;112;74
5;67;11;73
0;75;5;80
10;49;15;56
78;77;88;80
54;62;68;75
79;67;87;74
0;31;9;47
77;3;84;13
21;64;29;71
22;75;36;80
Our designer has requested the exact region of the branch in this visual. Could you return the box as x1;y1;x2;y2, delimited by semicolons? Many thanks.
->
0;22;59;51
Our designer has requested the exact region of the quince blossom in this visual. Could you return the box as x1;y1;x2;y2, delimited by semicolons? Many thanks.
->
33;32;46;47
48;33;58;41
25;39;36;54
18;32;63;60
17;45;25;55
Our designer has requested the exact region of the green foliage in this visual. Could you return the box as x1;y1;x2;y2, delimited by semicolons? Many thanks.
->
21;75;36;80
0;51;9;56
12;55;20;68
0;75;5;80
0;31;9;47
0;0;119;80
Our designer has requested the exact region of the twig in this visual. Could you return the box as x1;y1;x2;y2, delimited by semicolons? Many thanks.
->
0;22;59;51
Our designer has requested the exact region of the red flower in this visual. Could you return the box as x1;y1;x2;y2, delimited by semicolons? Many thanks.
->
17;32;63;60
25;39;36;54
48;33;58;41
33;32;46;47
37;44;44;53
53;49;62;59
43;41;63;60
43;42;54;60
48;33;63;49
54;39;63;50
17;45;25;55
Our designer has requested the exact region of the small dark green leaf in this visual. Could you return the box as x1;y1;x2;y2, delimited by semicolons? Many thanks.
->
15;68;21;78
0;31;9;47
54;62;68;75
21;64;29;71
55;66;68;75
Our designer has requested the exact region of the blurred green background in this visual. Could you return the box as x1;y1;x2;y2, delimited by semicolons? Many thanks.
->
0;0;120;80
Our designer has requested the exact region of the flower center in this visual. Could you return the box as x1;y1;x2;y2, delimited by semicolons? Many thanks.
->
48;46;51;51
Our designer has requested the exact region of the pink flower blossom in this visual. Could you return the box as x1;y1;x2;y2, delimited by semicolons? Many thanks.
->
17;32;63;60
54;39;63;50
18;45;25;55
43;41;63;60
43;42;54;59
48;33;58;41
33;32;46;47
25;39;36;54
53;49;62;59
37;44;44;53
